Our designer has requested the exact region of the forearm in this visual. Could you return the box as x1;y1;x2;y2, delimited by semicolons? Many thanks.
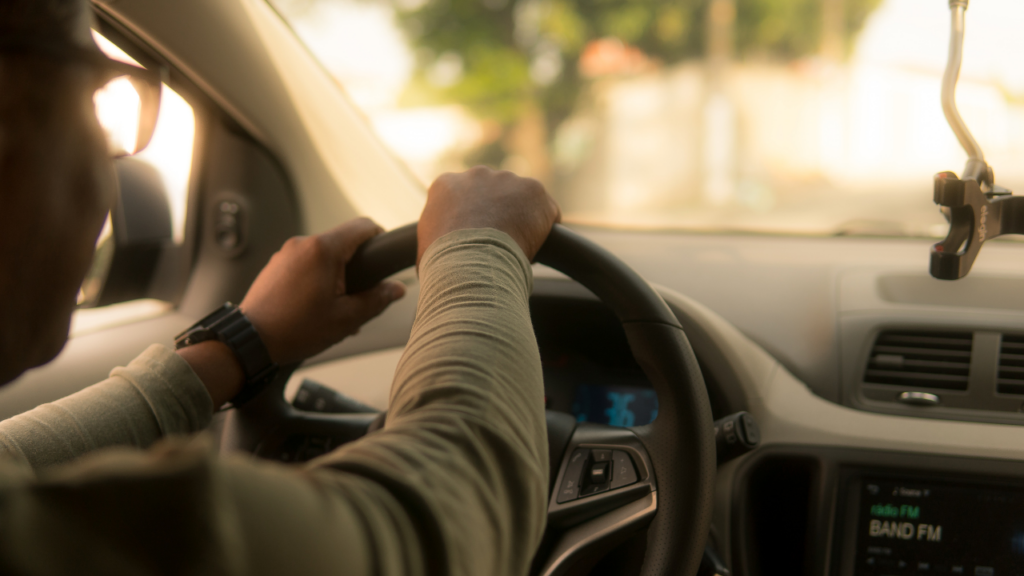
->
318;228;549;576
0;344;213;469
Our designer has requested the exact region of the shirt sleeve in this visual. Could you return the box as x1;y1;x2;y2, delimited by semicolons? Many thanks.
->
0;228;549;576
0;344;213;470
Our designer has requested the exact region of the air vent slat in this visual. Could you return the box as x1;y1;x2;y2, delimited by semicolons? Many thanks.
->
868;358;968;373
998;334;1024;395
865;370;968;388
872;346;971;359
875;334;973;349
998;365;1024;376
998;382;1024;395
863;330;972;391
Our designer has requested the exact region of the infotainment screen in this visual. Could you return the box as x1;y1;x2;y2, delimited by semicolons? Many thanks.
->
852;477;1024;575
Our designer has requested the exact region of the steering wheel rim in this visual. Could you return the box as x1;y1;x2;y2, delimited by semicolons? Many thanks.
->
230;223;716;575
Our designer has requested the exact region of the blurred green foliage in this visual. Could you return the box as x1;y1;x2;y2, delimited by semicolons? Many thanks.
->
736;0;882;59
394;0;881;164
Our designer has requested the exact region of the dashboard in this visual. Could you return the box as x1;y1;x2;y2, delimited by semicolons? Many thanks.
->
279;231;1024;576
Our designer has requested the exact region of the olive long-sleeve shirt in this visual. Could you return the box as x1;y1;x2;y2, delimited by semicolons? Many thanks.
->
0;228;548;576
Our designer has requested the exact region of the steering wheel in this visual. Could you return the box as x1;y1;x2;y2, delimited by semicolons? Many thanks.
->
221;223;716;576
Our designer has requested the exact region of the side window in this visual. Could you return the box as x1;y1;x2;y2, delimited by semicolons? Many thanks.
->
77;32;197;314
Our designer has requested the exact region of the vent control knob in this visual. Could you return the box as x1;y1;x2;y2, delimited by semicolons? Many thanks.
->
898;391;941;406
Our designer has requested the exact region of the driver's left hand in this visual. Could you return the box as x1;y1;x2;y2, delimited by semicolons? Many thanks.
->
240;218;406;366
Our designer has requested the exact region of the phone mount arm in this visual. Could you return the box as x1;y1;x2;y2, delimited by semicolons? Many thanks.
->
942;0;986;184
930;0;1024;280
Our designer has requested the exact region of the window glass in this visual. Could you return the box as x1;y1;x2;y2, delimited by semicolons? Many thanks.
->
270;0;1024;238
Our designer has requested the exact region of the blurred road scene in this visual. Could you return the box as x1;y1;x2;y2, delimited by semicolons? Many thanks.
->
270;0;1024;237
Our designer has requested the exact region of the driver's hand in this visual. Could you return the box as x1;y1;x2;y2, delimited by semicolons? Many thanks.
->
240;218;406;365
418;166;561;266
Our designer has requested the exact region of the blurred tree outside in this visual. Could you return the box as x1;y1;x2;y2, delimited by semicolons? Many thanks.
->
385;0;881;181
275;0;881;184
269;0;1024;234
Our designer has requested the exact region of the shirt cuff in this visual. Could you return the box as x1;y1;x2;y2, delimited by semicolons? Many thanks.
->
419;228;533;293
109;344;214;436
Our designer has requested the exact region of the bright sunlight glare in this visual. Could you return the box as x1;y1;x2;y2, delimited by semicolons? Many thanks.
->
136;88;195;244
92;31;195;244
93;77;141;156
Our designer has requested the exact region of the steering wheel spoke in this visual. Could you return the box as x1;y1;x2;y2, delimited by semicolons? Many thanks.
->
538;494;656;576
536;422;658;576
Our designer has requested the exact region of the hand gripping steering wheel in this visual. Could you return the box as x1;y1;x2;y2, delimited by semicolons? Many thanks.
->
222;223;716;576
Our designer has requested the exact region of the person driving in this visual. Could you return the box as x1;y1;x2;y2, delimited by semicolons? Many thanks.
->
0;1;560;574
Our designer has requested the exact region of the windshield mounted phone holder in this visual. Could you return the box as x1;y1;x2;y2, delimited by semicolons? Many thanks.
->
931;0;1024;280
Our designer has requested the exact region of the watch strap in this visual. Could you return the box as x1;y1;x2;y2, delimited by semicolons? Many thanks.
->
175;303;278;406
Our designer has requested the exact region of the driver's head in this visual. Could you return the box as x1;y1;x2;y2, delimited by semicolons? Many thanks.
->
0;1;117;384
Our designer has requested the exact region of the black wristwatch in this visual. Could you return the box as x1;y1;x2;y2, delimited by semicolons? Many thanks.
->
175;303;278;406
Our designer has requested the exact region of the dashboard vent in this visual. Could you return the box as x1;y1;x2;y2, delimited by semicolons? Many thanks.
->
997;334;1024;395
863;330;972;391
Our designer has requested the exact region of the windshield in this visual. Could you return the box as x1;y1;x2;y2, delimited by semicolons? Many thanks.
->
269;0;1024;238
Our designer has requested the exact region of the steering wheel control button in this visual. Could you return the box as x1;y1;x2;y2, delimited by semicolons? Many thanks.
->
609;451;638;489
557;448;590;503
580;484;609;496
579;449;628;496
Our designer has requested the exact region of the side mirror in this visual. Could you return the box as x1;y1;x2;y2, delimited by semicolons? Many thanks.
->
89;157;173;307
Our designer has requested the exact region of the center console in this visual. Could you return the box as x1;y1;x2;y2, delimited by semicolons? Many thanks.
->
730;446;1024;576
839;475;1024;575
